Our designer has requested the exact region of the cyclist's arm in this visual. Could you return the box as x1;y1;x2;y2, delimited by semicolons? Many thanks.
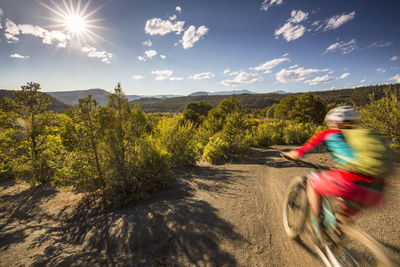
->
295;129;341;157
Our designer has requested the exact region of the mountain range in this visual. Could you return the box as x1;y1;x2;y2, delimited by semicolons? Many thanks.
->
45;89;261;105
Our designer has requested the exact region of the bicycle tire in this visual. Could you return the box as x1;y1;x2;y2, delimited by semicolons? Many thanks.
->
283;176;309;239
326;224;394;267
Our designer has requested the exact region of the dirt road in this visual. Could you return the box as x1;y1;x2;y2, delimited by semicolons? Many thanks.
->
1;146;399;266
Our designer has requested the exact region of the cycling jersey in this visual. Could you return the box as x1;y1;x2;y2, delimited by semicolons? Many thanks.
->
295;129;355;166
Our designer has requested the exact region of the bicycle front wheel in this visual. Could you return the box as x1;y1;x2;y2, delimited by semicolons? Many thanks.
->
326;224;394;267
282;176;309;239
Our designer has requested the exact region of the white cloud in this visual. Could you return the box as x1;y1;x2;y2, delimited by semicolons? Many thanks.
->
189;72;215;80
274;10;308;42
221;71;262;87
169;77;184;81
224;68;231;74
289;64;299;69
169;15;177;21
276;67;323;83
312;20;320;27
132;75;145;80
376;68;386;73
160;54;166;59
360;79;367;83
151;69;183;81
275;23;306;42
81;46;113;64
180;25;209;49
145;50;157;59
251;57;290;73
289;10;308;24
228;71;239;76
5;18;69;47
389;74;400;83
390;56;398;61
10;53;29;59
152;70;173;80
145;18;185;35
305;74;334;85
138;56;146;62
142;39;152;46
176;6;182;13
324;11;355;31
368;41;392;48
339;73;350;79
261;0;283;11
324;39;357;54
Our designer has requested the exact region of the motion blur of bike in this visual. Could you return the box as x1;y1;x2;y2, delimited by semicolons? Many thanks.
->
281;105;395;266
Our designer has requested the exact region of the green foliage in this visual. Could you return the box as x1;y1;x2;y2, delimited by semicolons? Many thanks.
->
360;90;400;151
10;82;62;184
183;101;212;126
282;122;314;144
153;116;199;167
202;135;230;163
274;93;326;124
254;120;316;147
220;112;252;153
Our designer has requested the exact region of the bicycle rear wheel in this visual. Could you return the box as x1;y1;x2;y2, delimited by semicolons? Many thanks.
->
283;176;309;239
326;224;394;267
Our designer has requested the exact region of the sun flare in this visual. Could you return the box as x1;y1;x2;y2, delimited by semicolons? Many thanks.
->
66;15;86;34
39;0;107;45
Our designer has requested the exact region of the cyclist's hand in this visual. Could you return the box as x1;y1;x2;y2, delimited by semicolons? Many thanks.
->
284;150;300;161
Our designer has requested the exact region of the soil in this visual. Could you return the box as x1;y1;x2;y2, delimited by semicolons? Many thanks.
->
1;146;399;266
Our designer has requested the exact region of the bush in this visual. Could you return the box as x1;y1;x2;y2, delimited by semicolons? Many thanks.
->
282;122;313;144
360;91;400;151
202;135;230;163
154;116;199;167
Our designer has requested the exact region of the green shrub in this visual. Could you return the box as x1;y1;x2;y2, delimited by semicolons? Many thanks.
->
360;91;400;151
154;116;199;167
202;135;230;163
282;122;313;145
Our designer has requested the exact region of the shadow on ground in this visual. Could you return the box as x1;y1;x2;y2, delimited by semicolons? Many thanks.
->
1;166;246;266
0;184;58;251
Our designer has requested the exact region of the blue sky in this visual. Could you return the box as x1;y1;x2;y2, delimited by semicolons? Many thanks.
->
0;0;399;95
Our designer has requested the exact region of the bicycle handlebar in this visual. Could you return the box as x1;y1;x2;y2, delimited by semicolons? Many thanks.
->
280;152;330;170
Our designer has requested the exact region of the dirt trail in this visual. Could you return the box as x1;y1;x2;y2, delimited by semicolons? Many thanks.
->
1;147;399;266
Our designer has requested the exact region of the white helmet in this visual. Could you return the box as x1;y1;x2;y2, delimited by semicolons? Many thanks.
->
324;105;358;123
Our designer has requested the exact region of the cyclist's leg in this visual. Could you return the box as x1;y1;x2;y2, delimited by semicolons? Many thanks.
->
307;180;321;221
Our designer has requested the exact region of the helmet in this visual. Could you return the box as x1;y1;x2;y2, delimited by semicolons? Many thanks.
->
324;105;358;123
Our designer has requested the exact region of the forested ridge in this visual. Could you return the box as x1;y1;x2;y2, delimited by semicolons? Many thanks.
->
135;83;400;113
0;89;70;113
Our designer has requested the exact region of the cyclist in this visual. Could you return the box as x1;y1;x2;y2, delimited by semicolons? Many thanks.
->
284;106;385;235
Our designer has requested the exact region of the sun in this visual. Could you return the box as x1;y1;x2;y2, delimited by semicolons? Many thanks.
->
66;15;86;34
39;0;107;44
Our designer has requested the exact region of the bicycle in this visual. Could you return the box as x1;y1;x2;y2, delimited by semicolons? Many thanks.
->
281;152;394;267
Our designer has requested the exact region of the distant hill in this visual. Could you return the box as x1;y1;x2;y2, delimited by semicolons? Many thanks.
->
47;88;110;106
0;89;71;113
272;90;287;94
189;90;255;96
134;83;400;113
